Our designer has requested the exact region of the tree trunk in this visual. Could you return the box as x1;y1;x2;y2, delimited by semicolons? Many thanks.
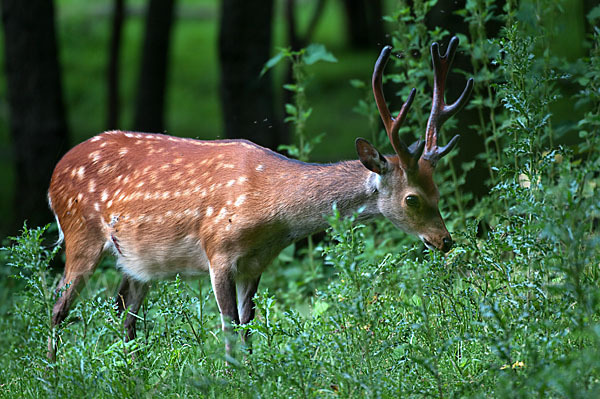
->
1;0;69;233
218;0;283;149
341;0;384;49
132;0;176;133
107;0;125;130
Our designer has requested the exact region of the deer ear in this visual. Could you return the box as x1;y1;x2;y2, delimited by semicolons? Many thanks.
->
355;138;389;175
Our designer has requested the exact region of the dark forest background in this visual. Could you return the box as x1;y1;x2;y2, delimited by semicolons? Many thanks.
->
0;0;595;238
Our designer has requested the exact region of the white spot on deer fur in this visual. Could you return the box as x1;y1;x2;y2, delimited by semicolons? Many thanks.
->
90;136;102;142
217;154;224;160
118;148;128;156
256;164;264;171
76;166;85;179
136;181;145;188
223;164;235;169
171;172;183;181
215;207;228;222
101;190;109;202
77;193;83;202
107;200;113;208
206;207;214;217
88;180;96;193
125;133;134;138
94;203;100;212
234;195;246;207
226;200;232;206
143;166;152;174
238;176;248;184
226;180;235;187
162;192;170;199
174;191;181;197
173;158;183;164
144;192;152;200
89;151;102;163
225;224;232;232
166;211;173;217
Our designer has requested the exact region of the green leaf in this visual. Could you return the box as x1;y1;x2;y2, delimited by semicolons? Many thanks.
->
587;5;600;23
349;79;365;89
285;103;298;117
261;50;286;76
303;43;337;65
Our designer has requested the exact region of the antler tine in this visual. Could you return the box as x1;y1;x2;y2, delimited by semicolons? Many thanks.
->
423;36;474;166
372;46;418;168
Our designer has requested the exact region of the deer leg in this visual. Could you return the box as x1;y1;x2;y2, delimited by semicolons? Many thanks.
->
48;237;104;360
236;275;261;348
209;263;239;356
115;275;149;341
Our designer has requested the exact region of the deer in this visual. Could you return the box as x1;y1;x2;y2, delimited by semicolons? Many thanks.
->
46;36;473;360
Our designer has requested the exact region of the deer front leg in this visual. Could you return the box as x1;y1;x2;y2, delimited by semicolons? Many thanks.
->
236;275;261;350
209;262;239;356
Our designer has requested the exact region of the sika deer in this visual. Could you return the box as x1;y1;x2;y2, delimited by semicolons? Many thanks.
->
47;36;472;360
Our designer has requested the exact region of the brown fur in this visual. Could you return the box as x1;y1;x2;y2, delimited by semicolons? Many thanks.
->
47;130;453;360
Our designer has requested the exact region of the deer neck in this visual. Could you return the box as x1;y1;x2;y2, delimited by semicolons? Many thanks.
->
275;159;381;239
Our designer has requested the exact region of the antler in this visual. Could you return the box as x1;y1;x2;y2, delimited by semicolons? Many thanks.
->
422;36;474;167
372;46;424;170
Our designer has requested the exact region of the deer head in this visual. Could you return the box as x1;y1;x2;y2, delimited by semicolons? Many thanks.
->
356;36;473;253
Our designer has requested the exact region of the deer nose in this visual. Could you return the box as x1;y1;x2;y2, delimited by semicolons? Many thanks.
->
442;236;453;253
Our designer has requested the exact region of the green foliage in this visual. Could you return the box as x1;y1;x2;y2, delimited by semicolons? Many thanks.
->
263;43;337;162
1;1;600;398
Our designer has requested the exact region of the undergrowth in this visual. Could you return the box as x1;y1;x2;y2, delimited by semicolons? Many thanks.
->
1;1;600;398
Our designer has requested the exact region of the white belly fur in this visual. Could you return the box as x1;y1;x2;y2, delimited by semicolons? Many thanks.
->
104;235;211;282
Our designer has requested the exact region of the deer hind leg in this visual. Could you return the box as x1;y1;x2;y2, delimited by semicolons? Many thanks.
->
48;230;105;360
115;275;149;341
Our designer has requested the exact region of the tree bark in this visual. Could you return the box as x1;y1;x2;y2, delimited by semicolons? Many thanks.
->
107;0;125;130
341;0;384;49
1;0;69;232
218;0;282;149
132;0;176;133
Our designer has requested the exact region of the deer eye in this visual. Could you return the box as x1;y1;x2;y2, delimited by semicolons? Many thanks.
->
405;195;420;208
